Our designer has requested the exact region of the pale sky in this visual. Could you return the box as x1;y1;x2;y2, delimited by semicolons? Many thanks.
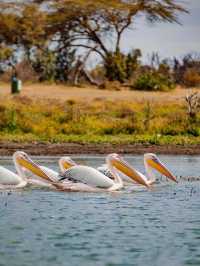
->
121;0;200;61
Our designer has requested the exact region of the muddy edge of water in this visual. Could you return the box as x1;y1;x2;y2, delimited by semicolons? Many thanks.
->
0;142;200;155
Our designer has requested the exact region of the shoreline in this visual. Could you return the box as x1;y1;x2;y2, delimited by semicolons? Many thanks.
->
0;142;199;156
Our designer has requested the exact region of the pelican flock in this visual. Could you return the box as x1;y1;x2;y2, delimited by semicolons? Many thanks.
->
0;151;178;192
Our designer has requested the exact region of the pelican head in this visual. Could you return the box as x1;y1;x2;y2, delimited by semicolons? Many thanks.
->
59;156;77;173
144;153;178;183
106;153;150;188
13;151;51;182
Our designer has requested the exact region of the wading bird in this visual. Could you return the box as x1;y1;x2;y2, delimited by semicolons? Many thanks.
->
59;153;177;186
0;152;29;189
14;152;150;192
12;151;59;189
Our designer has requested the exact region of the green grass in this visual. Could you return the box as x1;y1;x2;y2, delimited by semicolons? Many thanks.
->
0;95;199;145
0;133;199;145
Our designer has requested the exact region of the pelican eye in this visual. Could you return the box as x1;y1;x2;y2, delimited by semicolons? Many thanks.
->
152;157;160;164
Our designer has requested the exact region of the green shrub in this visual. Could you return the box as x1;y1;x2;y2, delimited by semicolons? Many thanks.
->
104;49;141;83
131;72;175;91
183;68;200;87
104;50;127;83
187;126;200;137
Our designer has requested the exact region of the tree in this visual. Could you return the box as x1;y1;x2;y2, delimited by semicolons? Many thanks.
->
0;2;47;59
43;0;188;82
0;0;188;83
0;2;49;79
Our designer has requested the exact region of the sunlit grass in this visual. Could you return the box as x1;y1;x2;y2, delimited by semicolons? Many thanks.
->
0;95;199;145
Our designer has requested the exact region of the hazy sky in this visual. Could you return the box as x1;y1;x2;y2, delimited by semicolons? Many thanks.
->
121;0;200;61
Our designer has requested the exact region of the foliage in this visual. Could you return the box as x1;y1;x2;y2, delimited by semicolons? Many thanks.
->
173;54;200;87
0;96;199;145
183;68;200;87
0;45;14;73
0;0;188;83
132;71;175;91
104;49;141;82
46;0;187;59
32;49;57;82
0;46;13;63
55;47;76;82
0;0;192;86
126;49;142;80
104;50;127;82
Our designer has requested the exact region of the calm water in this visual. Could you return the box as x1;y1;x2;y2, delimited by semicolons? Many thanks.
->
0;155;200;266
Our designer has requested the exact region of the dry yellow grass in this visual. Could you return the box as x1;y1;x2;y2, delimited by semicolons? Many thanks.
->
0;83;199;155
0;83;196;103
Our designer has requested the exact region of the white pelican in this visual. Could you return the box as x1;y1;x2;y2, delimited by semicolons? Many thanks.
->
58;154;153;189
59;153;178;186
0;151;56;190
13;152;78;189
0;155;28;189
143;153;177;184
13;151;60;189
0;167;27;190
57;153;151;191
59;156;77;174
14;152;150;192
98;153;177;185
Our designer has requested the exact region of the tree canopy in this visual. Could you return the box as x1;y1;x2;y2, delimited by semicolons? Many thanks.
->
0;0;188;82
44;0;187;58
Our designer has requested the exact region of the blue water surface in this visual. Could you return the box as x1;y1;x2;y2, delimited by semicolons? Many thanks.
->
0;155;200;266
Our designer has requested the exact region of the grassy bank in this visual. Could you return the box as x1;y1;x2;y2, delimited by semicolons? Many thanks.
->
0;94;199;146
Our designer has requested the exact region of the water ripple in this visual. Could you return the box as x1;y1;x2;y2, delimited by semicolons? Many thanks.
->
0;156;200;266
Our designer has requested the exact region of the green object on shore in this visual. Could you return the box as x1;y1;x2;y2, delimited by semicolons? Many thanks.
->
11;77;22;94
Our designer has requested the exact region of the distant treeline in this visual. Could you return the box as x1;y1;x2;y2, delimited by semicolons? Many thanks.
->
1;50;200;91
1;0;199;90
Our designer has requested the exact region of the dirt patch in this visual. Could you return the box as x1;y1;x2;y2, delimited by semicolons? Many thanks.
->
0;83;194;103
0;142;199;156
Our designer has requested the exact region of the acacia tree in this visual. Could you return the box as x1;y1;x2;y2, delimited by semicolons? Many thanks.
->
0;0;188;82
0;2;51;79
1;4;47;57
43;0;187;82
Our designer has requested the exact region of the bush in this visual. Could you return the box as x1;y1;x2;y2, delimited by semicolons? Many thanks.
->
131;72;175;91
104;51;127;83
183;68;200;87
104;49;141;83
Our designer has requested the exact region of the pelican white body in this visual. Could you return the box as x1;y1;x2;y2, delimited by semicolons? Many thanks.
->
24;166;58;188
63;165;115;188
0;166;22;185
40;166;59;182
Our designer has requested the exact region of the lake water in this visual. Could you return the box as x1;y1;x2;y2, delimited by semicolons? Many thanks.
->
0;155;200;266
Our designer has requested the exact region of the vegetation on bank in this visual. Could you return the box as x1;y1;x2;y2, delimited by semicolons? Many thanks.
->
0;95;199;145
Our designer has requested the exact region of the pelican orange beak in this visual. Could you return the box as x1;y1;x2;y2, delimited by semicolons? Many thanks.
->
146;157;178;183
59;157;76;173
111;157;150;188
61;161;72;170
16;155;52;183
